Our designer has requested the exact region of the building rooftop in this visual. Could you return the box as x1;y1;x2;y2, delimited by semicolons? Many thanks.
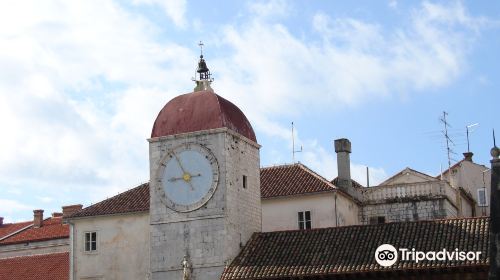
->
0;252;69;280
0;217;68;245
261;163;336;199
69;183;149;218
221;217;489;279
0;221;32;240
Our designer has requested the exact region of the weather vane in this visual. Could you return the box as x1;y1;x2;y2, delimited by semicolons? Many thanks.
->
198;41;204;57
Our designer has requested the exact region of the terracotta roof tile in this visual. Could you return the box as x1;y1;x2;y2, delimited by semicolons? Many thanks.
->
221;217;489;279
0;217;68;245
261;164;335;198
69;183;149;218
0;221;32;239
0;252;69;280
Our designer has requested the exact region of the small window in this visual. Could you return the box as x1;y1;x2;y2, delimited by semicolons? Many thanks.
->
478;188;488;207
298;211;311;230
369;216;385;225
242;175;247;189
85;232;97;252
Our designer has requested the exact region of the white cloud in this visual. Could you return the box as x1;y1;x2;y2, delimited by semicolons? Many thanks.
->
247;0;290;19
0;1;194;203
0;199;32;216
388;1;398;9
0;1;493;220
133;0;187;28
37;196;54;203
211;1;486;185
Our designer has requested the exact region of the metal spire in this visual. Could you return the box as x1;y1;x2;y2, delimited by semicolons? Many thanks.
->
193;41;214;92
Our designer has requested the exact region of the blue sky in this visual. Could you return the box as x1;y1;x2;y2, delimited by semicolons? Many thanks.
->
1;0;499;222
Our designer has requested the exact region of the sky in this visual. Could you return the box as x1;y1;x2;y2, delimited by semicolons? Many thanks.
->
1;0;499;222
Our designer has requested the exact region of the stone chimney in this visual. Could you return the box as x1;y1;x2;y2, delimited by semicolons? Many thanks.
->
334;138;352;188
62;204;83;218
463;152;473;162
33;209;44;228
0;217;4;226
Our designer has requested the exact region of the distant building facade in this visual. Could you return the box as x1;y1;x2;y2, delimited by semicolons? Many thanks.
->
0;205;80;280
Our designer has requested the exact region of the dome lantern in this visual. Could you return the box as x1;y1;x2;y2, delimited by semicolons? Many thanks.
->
193;41;214;92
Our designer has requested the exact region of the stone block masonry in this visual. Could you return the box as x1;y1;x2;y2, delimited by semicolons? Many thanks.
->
148;128;261;280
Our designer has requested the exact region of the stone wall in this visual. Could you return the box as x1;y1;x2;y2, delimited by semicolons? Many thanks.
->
360;198;457;224
149;128;261;280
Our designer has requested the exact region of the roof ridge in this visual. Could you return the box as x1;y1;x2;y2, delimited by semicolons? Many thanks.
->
260;215;489;234
296;163;336;189
379;166;437;186
260;163;297;169
0;251;68;260
0;223;33;242
80;182;149;211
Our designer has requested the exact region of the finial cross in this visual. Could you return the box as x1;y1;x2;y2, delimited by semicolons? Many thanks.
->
198;41;204;56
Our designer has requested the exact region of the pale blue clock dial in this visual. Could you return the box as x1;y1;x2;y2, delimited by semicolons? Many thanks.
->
158;143;219;212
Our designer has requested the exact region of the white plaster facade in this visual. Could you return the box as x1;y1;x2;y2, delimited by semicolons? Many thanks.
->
70;212;150;280
442;159;491;216
262;192;358;232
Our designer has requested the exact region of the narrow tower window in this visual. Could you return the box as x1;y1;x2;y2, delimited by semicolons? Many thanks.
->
242;175;247;189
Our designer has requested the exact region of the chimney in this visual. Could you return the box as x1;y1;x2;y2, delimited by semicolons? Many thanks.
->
62;204;83;218
334;138;352;188
52;212;63;218
33;209;44;228
463;152;473;162
0;217;4;226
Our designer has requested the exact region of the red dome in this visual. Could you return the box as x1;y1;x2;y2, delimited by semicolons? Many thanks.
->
151;90;257;142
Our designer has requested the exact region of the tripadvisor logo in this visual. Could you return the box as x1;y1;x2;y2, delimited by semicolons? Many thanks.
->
374;244;483;267
375;244;398;267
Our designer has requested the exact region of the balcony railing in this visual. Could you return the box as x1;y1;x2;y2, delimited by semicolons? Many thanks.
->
361;181;457;203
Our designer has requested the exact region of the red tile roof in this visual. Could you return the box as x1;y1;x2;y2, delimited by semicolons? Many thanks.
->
0;221;32;240
69;183;149;218
0;217;68;245
221;217;489;279
0;252;69;280
261;163;335;198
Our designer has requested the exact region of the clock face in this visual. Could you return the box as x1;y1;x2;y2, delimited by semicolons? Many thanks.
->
157;143;219;212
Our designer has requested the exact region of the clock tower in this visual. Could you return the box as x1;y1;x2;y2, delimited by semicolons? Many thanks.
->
148;49;261;279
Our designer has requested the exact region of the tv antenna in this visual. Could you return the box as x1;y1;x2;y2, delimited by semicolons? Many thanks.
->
466;123;479;152
440;111;455;183
291;122;302;163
